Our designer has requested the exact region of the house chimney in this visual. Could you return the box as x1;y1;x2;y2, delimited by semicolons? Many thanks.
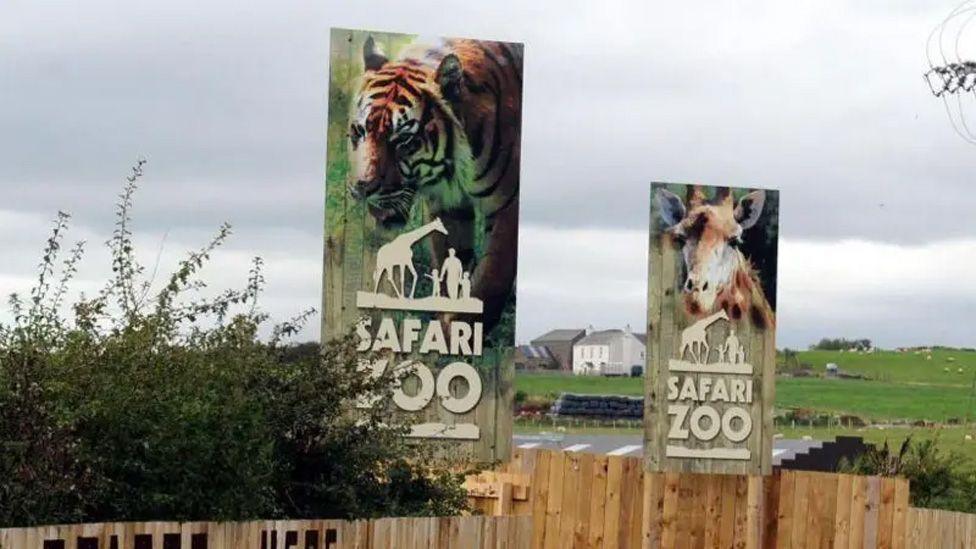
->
586;324;594;335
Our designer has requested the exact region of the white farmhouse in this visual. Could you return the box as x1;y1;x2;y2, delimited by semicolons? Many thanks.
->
572;326;646;376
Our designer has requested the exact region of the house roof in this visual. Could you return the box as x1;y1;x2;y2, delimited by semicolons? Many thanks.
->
577;329;625;345
578;329;647;346
517;345;554;360
531;329;585;343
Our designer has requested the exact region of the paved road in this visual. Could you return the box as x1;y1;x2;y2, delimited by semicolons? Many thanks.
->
513;433;823;466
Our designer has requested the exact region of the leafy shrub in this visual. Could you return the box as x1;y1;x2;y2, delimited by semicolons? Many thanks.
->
842;436;976;512
0;162;467;526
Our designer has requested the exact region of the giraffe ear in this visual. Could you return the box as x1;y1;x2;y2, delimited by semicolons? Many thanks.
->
656;189;686;229
734;190;765;230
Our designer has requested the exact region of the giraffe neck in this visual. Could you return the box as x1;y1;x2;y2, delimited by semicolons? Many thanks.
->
399;223;438;245
702;311;726;325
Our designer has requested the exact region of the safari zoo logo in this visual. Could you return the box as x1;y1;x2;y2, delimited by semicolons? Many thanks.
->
356;217;483;315
353;219;487;442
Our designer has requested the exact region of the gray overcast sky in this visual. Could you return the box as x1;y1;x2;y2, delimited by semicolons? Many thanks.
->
2;0;976;349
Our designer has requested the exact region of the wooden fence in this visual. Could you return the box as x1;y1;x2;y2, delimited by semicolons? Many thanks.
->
0;515;532;549
906;507;976;548
7;448;976;548
494;448;921;548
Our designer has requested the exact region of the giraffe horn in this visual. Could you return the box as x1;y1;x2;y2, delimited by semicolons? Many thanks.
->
686;185;707;207
714;187;734;207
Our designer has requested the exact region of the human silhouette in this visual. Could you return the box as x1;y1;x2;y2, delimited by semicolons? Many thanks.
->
425;268;442;297
460;271;472;299
441;248;464;300
724;329;744;364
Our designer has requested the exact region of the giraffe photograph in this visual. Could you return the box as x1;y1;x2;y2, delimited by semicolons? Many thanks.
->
653;183;779;334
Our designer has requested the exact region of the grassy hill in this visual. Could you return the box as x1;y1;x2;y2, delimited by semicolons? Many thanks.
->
790;348;976;384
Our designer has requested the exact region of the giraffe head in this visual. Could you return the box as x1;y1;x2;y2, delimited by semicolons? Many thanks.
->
656;186;767;324
430;217;448;236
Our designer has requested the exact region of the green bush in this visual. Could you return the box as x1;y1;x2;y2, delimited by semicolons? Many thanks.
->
0;161;468;527
842;436;976;513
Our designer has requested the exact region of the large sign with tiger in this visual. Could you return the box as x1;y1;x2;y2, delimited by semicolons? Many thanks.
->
322;28;523;462
645;183;779;475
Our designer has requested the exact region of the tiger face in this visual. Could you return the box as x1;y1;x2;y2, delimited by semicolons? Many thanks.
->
347;37;468;228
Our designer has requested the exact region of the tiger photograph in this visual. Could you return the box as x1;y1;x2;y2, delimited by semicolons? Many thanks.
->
324;28;523;348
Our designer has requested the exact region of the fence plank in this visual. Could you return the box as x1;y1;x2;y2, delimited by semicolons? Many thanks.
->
603;456;624;549
558;451;581;549
543;450;566;549
661;471;682;548
643;472;665;549
626;458;645;549
878;477;897;549
588;454;609;549
864;476;881;549
775;471;795;549
850;475;868;549
574;452;594;548
718;474;738;549
820;473;840;549
833;474;854;549
675;473;694;549
703;475;722;549
761;472;780;549
530;450;552;549
746;476;764;549
790;472;809;549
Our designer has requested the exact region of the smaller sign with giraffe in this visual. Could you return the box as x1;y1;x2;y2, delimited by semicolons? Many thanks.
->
645;182;779;475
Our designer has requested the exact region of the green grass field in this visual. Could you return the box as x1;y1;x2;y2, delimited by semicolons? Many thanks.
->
792;348;976;384
517;350;976;487
517;348;976;423
517;374;976;422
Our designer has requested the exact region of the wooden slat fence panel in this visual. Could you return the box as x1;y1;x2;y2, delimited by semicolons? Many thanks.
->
0;516;531;549
10;449;976;549
905;508;976;549
500;449;932;549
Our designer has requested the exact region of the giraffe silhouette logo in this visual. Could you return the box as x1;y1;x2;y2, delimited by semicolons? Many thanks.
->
669;312;753;375
356;217;484;314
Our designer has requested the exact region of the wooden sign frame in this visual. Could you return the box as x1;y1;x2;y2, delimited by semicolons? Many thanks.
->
322;28;523;463
644;183;779;475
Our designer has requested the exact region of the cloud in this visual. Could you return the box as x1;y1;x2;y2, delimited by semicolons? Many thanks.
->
3;0;975;241
2;0;974;346
2;206;974;349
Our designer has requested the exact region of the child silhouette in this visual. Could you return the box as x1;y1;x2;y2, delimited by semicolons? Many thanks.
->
425;268;442;298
